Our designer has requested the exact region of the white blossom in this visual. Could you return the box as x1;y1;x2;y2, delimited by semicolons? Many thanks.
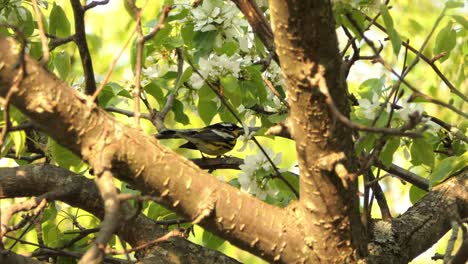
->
395;99;424;122
189;0;249;45
190;54;242;88
357;93;382;120
238;149;282;200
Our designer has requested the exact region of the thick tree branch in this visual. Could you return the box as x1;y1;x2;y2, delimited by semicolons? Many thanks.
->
0;164;240;264
269;1;366;261
367;169;468;263
0;36;305;263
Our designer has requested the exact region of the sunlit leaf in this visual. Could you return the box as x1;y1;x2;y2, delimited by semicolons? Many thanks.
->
380;4;401;55
434;22;457;62
410;138;434;168
409;185;427;204
49;3;70;37
379;137;400;167
54;51;71;80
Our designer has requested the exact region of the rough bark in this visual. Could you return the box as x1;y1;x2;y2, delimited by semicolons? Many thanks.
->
269;1;366;262
367;169;468;263
0;36;306;263
0;164;240;264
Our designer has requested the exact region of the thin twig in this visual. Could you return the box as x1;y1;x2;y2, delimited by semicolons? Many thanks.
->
0;69;24;148
107;229;186;255
363;15;468;103
153;47;184;131
133;13;144;127
48;34;75;51
375;161;430;191
31;0;50;63
70;0;97;95
345;13;467;119
143;6;174;42
105;106;152;120
262;76;290;109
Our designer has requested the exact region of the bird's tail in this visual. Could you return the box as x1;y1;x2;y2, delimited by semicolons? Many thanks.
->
155;129;179;139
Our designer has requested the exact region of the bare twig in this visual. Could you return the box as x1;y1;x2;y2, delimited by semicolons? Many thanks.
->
108;229;186;255
105;106;152;120
48;34;75;51
444;221;459;263
316;67;422;137
0;69;24;148
451;223;468;264
31;0;49;63
262;76;290;109
80;168;120;263
365;169;392;221
152;47;184;131
345;13;467;119
70;0;97;95
142;6;174;42
375;161;430;191
131;5;173;127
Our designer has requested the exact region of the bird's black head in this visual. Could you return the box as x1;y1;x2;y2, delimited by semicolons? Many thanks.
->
208;122;243;136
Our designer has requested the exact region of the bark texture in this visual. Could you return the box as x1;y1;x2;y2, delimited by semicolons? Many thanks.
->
0;37;305;263
269;1;366;262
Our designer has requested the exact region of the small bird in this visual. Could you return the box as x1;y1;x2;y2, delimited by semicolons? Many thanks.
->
156;122;246;156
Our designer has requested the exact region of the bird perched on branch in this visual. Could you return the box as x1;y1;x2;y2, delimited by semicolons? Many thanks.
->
156;122;254;157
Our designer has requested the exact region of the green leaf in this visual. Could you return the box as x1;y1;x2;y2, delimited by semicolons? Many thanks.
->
445;1;464;8
198;99;218;125
13;7;34;37
49;3;71;37
97;86;115;107
54;51;71;80
430;152;468;184
8;106;27;157
410;138;434;168
177;68;193;89
355;134;377;154
216;41;239;56
358;78;385;100
341;9;366;40
198;84;216;102
202;229;225;249
267;113;288;123
151;23;173;47
451;15;468;29
409;185;427;204
145;82;165;107
380;4;401;55
379;137;400;167
434;22;457;62
29;41;43;59
43;202;58;222
172;99;190;125
239;80;258;108
146;202;176;220
193;31;217;56
10;131;26;157
181;24;195;47
48;138;84;170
